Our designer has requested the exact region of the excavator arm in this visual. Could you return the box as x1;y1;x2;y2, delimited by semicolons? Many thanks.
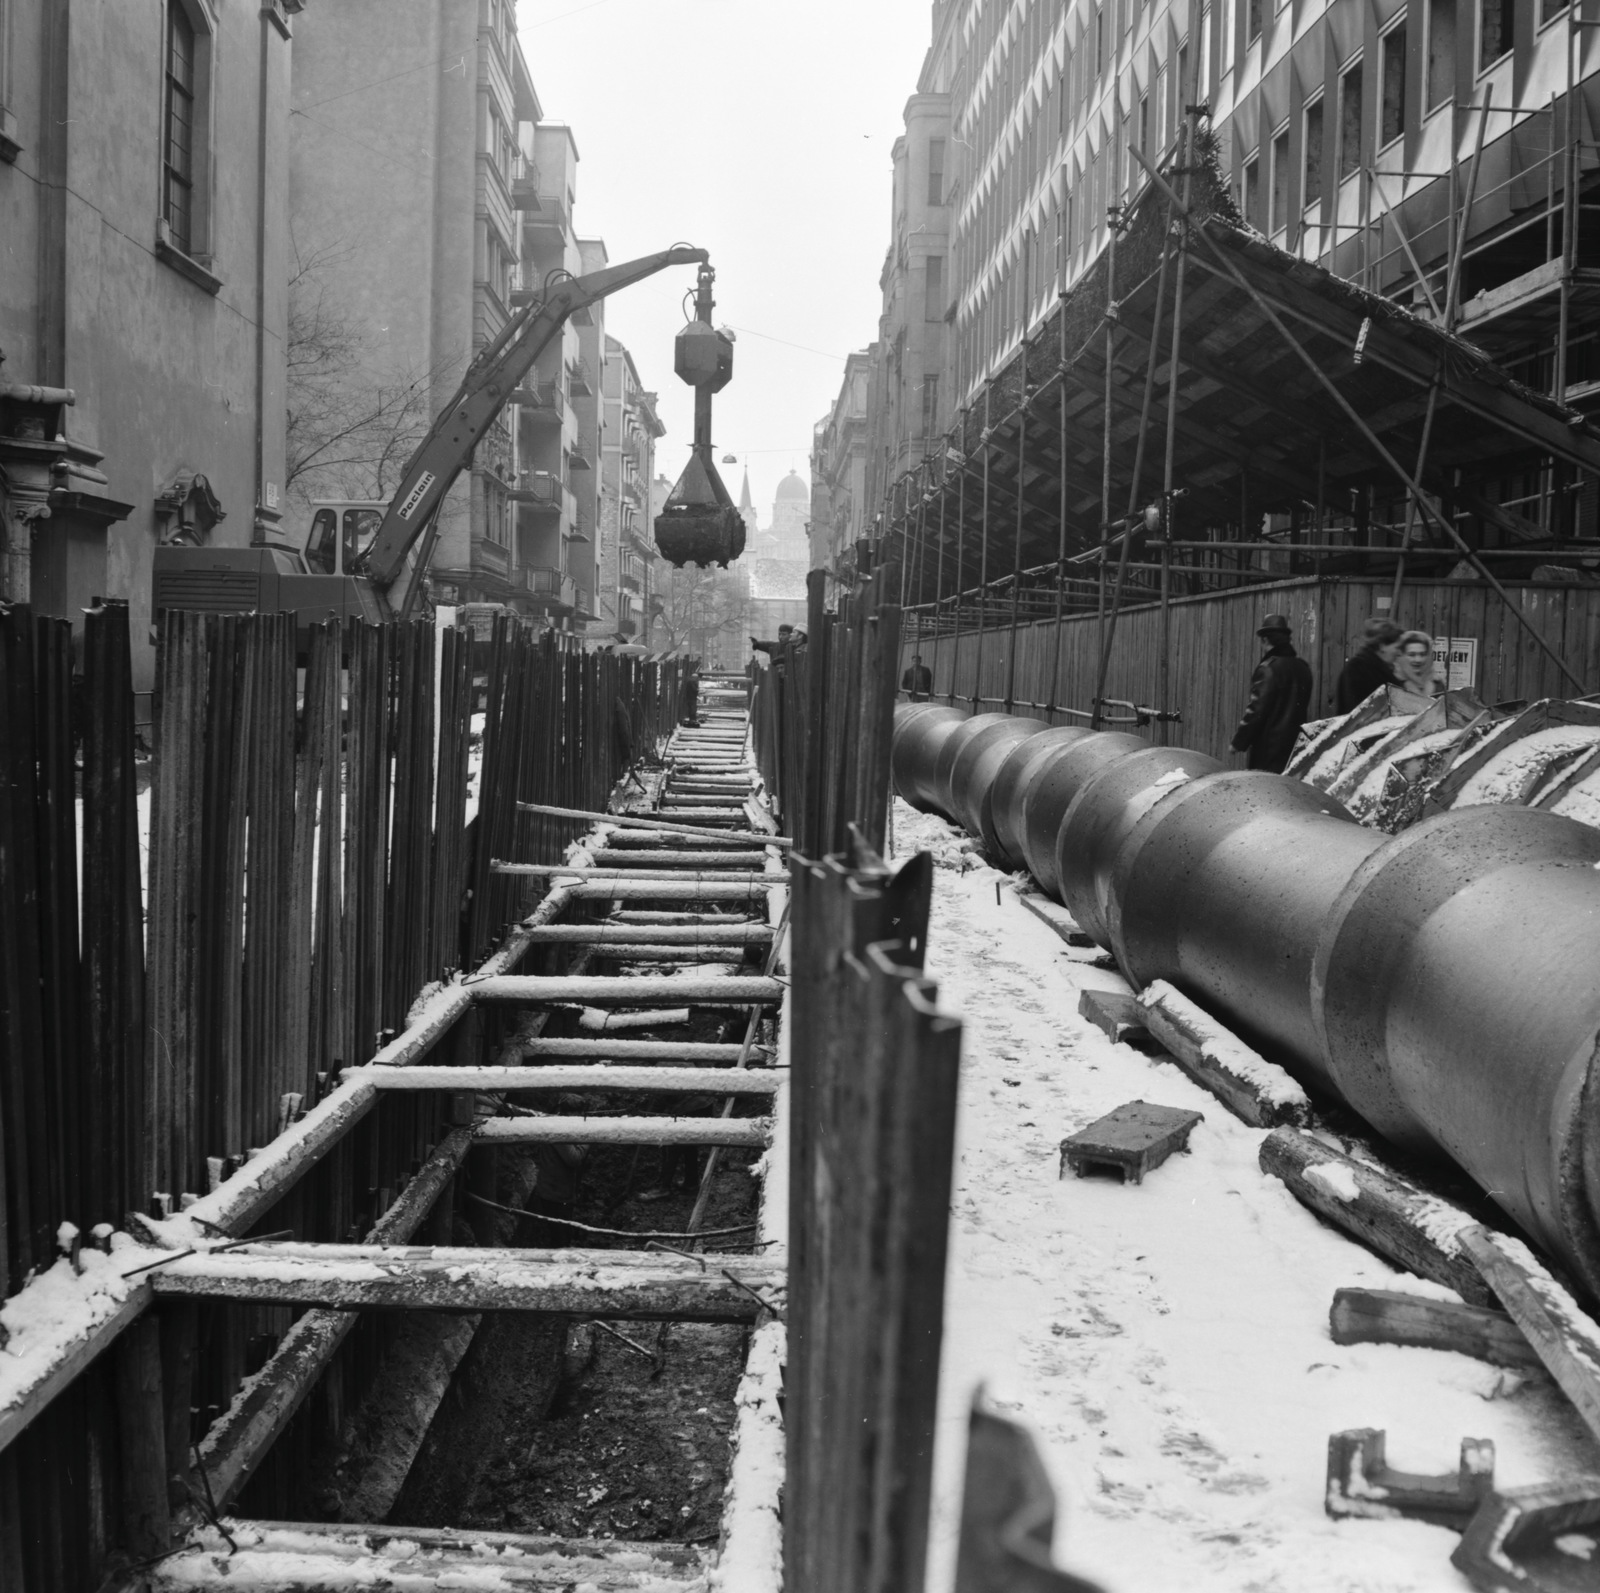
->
360;245;709;611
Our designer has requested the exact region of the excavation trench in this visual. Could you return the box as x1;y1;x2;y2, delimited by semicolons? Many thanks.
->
241;715;779;1550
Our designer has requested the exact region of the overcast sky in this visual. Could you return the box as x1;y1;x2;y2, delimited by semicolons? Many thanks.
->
515;0;933;524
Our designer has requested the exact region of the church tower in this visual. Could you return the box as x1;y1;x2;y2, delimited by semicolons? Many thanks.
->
739;468;760;544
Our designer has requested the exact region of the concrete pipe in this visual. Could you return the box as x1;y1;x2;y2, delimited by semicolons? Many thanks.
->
1310;806;1600;1290
1055;746;1223;950
948;717;1050;853
988;728;1095;869
890;703;969;815
1015;732;1147;899
1105;773;1381;1094
930;713;1016;826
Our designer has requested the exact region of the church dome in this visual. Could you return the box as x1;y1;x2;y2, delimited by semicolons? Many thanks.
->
775;470;808;503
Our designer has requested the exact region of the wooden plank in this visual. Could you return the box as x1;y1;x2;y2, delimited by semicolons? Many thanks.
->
1460;1227;1600;1446
521;1037;758;1061
194;1127;476;1508
474;1114;770;1147
146;1246;786;1321
490;862;772;882
1016;889;1095;946
137;1521;704;1589
572;944;768;963
1059;1100;1203;1185
566;881;774;901
516;800;790;847
1136;981;1312;1128
517;924;773;945
0;1280;152;1455
1259;1128;1493;1305
587;849;770;868
470;974;784;1005
354;1064;781;1094
1329;1286;1541;1371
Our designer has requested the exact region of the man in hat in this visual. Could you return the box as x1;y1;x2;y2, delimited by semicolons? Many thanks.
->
1230;612;1314;773
900;653;934;701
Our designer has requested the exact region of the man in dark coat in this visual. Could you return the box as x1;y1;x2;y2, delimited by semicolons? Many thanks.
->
900;654;933;700
1335;617;1404;713
1230;613;1314;773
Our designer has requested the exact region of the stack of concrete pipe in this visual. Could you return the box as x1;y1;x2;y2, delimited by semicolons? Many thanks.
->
891;702;1600;1297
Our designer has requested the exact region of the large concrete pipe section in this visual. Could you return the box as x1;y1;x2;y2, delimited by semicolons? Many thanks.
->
1055;746;1223;949
1105;773;1382;1095
1015;733;1146;897
1311;806;1600;1292
988;728;1094;869
891;703;969;816
929;713;1016;826
948;716;1049;851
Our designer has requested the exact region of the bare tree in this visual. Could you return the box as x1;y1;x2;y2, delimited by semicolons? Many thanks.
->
653;565;749;667
285;243;442;509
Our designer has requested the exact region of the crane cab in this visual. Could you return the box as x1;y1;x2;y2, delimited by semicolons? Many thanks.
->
302;501;387;578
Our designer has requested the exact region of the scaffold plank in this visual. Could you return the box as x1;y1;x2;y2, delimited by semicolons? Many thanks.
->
474;1114;770;1147
352;1064;781;1094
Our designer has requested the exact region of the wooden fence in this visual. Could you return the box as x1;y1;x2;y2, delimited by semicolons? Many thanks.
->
0;605;684;1591
904;576;1600;761
750;563;901;854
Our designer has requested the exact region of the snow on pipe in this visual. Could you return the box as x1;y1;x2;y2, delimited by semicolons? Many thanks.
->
890;703;1600;1297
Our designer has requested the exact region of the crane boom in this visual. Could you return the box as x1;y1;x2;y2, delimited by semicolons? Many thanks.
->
360;245;709;609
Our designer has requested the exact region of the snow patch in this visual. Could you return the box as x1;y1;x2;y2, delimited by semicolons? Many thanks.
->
1304;1162;1362;1203
1136;981;1309;1109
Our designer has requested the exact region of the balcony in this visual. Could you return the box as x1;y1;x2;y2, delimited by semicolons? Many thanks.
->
568;446;593;471
520;566;576;610
470;537;511;576
572;583;595;620
510;471;562;510
619;568;641;594
522;193;570;241
511;379;564;423
568;357;595;398
510;156;543;212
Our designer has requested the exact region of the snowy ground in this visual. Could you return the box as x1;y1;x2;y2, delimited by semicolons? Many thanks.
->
888;799;1600;1593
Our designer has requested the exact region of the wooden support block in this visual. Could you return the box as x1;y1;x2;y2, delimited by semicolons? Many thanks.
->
1076;989;1152;1047
474;1114;770;1147
1058;1101;1203;1185
1460;1227;1600;1448
1452;1479;1600;1590
470;974;784;1006
1016;890;1097;947
1259;1129;1493;1306
521;1037;756;1062
353;1064;780;1094
147;1245;786;1322
1136;981;1311;1129
1326;1428;1495;1528
1330;1287;1542;1371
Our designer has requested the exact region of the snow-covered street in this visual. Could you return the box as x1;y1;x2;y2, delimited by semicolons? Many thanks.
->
893;799;1600;1592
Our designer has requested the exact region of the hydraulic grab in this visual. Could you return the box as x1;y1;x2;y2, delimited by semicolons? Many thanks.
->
151;246;711;630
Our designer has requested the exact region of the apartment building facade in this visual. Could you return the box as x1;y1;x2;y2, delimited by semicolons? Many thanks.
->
291;0;608;624
1;0;294;690
598;334;664;639
810;349;875;573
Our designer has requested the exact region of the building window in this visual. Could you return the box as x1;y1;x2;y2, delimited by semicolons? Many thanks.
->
1380;25;1407;147
163;3;198;253
928;138;945;205
1270;125;1290;233
925;256;944;320
921;375;940;439
1243;153;1261;228
1339;60;1364;181
1479;0;1513;70
1304;97;1324;209
1428;0;1456;110
1247;0;1262;43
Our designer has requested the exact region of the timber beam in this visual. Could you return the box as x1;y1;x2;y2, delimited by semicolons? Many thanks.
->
473;1114;770;1147
144;1245;785;1320
349;1063;781;1093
